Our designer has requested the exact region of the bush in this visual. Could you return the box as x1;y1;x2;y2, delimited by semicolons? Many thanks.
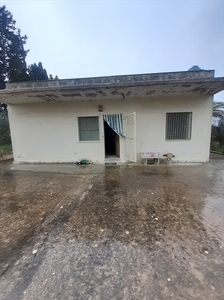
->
0;112;11;145
211;145;224;154
0;144;12;153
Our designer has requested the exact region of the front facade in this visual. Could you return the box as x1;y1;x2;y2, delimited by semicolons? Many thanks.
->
1;70;224;164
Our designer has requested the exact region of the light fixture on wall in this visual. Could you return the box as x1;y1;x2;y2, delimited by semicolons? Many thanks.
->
98;105;103;112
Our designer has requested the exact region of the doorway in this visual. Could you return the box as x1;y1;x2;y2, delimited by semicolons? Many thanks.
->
104;121;120;158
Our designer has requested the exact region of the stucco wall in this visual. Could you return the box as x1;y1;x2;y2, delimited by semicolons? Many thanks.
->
8;95;213;163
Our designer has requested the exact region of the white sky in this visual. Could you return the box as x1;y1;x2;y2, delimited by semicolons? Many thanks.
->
3;0;224;101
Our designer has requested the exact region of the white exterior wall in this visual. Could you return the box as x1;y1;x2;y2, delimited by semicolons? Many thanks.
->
8;95;213;163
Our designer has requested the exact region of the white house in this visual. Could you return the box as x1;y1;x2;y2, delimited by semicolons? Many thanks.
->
0;69;224;164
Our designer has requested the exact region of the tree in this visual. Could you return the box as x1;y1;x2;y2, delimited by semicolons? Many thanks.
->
49;74;54;80
211;101;224;151
0;5;29;83
213;102;224;119
0;5;59;148
28;62;48;81
49;74;59;80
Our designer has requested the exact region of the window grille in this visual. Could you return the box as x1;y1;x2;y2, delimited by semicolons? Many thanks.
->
166;113;192;140
78;116;99;141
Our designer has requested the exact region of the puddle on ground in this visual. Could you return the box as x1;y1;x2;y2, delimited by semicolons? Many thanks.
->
1;159;224;300
63;166;217;254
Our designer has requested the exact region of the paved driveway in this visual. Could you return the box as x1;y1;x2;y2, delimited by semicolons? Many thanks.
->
0;158;224;300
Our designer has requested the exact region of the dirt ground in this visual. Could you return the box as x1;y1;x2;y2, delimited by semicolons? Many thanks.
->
0;156;224;300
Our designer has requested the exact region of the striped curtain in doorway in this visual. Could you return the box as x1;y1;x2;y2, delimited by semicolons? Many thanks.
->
103;114;126;138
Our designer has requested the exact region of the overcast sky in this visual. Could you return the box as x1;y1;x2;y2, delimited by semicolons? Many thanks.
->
3;0;224;101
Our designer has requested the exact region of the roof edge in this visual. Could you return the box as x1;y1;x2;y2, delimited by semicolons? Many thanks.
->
2;70;215;91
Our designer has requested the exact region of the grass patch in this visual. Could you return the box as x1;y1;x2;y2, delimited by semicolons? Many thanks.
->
0;144;12;154
210;145;224;154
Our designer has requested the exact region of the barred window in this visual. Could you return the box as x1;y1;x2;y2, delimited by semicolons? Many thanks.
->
78;116;99;141
166;113;192;140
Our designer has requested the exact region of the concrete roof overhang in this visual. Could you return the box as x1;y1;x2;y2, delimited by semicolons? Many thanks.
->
0;70;224;104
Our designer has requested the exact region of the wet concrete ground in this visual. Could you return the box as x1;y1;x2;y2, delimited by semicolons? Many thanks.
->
0;156;224;299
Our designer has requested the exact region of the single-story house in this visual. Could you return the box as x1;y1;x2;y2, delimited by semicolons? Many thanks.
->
0;68;224;164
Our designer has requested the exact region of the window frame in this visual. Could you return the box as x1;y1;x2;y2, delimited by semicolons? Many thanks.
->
165;112;192;141
78;116;100;142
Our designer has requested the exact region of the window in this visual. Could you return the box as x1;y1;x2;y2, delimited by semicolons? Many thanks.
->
166;112;192;140
78;116;99;141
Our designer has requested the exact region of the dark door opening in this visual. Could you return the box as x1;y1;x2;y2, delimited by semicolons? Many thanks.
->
104;121;120;157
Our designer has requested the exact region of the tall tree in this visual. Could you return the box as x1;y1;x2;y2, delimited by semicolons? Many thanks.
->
0;5;59;147
0;5;29;84
28;62;48;81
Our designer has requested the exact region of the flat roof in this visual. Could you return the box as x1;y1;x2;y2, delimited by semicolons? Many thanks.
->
1;70;224;104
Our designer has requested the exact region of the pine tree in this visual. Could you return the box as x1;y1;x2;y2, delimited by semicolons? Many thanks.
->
28;62;48;81
0;5;29;83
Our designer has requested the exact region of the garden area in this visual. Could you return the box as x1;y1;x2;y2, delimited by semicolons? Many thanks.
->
0;108;12;159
